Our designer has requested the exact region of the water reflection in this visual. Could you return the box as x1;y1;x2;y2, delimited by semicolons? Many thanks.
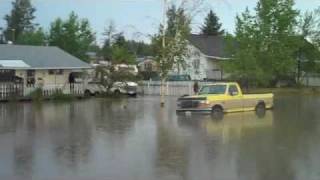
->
175;111;275;180
0;96;319;180
94;98;139;135
51;102;93;169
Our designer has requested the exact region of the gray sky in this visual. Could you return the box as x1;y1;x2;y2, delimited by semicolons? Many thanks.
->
0;0;319;44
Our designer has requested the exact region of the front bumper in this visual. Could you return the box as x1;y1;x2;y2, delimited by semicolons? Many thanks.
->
127;91;137;95
176;108;211;113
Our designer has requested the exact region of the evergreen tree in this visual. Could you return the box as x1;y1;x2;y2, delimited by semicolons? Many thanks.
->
166;5;177;37
4;0;36;42
201;10;224;36
49;12;95;62
157;4;191;74
16;28;46;45
166;5;191;38
101;22;116;61
113;33;127;48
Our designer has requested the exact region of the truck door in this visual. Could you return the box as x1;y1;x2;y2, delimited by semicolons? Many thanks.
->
225;84;243;111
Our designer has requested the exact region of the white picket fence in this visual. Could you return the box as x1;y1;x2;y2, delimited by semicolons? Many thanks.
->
141;81;212;96
0;83;85;100
301;75;320;87
0;83;24;100
26;83;85;96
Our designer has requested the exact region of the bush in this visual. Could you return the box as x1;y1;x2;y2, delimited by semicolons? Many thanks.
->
50;91;75;101
29;88;44;101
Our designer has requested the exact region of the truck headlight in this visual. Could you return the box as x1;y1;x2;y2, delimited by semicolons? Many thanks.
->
177;102;181;106
199;100;209;105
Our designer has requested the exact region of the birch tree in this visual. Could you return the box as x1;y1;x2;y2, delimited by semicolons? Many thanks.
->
152;1;197;106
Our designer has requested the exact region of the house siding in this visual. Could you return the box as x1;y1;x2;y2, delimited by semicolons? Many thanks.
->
177;45;224;80
37;69;72;85
15;69;72;86
205;60;223;80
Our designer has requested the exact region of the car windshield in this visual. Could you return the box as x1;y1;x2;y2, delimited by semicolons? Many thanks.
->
199;85;227;95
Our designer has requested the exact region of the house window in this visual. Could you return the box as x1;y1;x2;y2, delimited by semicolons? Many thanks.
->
144;63;153;72
0;70;15;82
193;50;201;57
49;69;64;75
27;70;35;85
193;59;200;70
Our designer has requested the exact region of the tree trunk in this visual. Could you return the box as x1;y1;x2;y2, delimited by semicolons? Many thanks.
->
160;78;165;107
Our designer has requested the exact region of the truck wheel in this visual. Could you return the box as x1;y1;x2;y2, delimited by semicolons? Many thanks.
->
114;90;121;96
255;102;266;118
211;106;224;120
84;90;91;97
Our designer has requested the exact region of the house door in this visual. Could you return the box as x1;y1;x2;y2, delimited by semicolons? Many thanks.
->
27;70;35;86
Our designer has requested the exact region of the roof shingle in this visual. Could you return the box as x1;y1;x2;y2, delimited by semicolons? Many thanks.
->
188;34;229;58
0;45;91;69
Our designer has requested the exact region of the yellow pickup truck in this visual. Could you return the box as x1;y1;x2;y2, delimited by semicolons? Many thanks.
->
176;82;273;114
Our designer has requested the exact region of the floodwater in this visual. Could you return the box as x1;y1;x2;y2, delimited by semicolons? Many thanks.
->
0;96;319;180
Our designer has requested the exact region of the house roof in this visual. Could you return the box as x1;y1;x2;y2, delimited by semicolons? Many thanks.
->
0;45;91;69
188;34;229;59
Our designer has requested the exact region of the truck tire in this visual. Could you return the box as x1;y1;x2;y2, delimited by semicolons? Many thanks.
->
84;90;91;97
114;90;121;96
211;106;224;120
255;102;266;118
94;91;100;96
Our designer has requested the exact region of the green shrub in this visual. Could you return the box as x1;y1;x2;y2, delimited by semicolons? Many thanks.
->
29;88;44;101
50;91;75;101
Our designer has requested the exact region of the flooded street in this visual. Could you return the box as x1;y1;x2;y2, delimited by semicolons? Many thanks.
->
0;96;320;180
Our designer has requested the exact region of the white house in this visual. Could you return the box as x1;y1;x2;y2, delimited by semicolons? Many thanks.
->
172;34;230;81
137;57;158;72
0;44;91;87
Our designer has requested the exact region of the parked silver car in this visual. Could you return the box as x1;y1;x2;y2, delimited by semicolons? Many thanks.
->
110;82;138;96
84;81;107;96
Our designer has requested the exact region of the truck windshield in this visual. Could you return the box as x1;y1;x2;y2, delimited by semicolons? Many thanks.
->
199;85;227;95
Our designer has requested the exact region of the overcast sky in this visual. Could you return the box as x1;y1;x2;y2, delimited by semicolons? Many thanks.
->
0;0;319;44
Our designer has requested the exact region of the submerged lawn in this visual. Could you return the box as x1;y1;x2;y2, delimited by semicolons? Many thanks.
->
245;87;320;96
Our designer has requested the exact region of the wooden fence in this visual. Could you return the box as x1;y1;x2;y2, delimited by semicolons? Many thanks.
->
0;83;85;101
141;81;211;96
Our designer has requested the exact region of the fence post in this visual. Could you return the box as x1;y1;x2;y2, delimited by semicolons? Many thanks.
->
4;84;6;99
0;84;3;99
166;82;169;96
